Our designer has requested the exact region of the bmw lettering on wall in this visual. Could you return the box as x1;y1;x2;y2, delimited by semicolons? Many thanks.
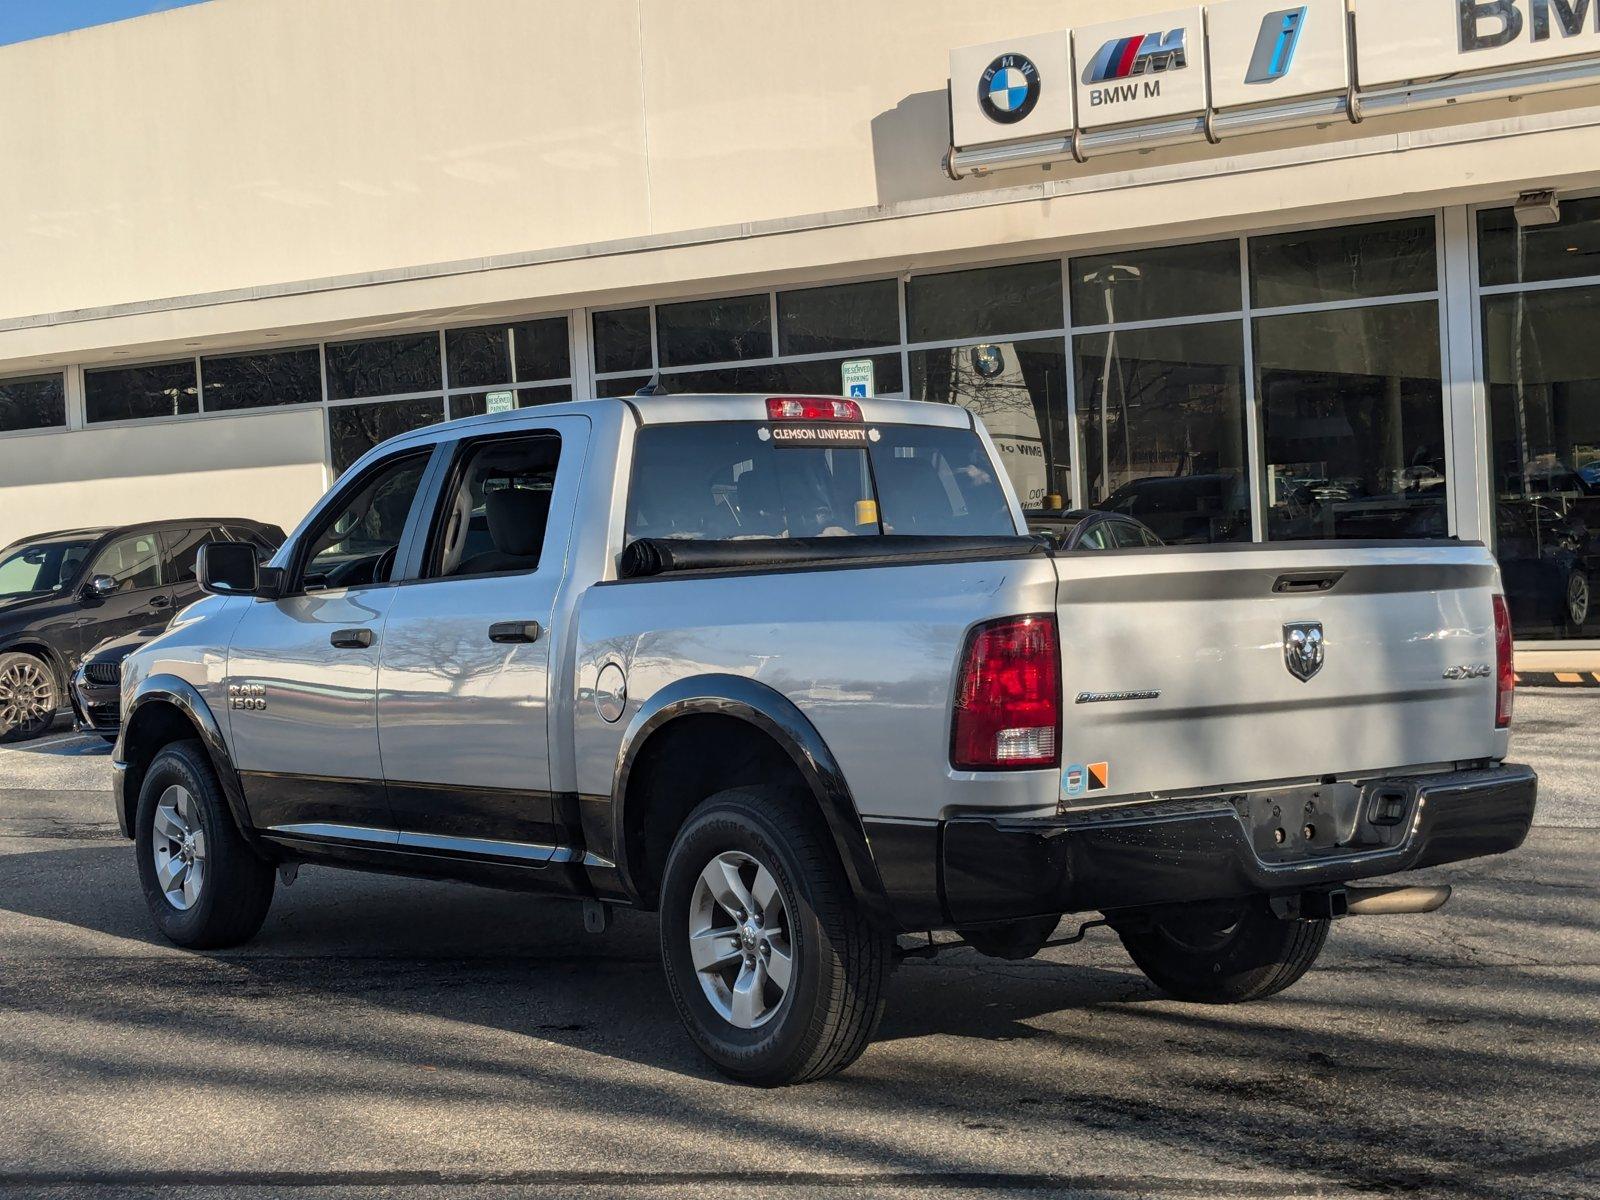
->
979;53;1041;124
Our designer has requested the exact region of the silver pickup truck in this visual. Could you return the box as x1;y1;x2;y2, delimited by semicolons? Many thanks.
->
115;394;1537;1085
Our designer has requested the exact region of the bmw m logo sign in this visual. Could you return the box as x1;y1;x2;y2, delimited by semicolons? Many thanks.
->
1084;28;1188;83
978;53;1040;124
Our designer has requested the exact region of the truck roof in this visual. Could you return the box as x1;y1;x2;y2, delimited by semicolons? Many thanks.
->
435;393;975;435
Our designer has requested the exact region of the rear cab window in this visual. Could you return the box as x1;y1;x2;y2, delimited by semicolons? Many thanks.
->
625;422;1016;542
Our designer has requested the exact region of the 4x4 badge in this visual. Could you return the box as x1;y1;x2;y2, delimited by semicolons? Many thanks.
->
1283;622;1324;682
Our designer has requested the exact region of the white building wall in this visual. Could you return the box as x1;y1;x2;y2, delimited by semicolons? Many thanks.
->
0;409;327;547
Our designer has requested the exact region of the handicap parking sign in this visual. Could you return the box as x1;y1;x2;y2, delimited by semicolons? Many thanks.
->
841;359;874;399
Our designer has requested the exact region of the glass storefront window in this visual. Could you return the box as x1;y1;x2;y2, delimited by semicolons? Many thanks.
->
450;384;573;418
1478;195;1600;288
1256;302;1446;540
909;338;1069;512
777;280;900;354
445;325;511;389
1076;321;1251;544
0;374;65;432
1250;217;1437;308
85;360;199;423
1071;240;1240;326
328;397;444;475
513;317;570;382
661;354;902;397
326;334;441;400
1483;284;1600;638
593;308;652;374
201;347;321;412
907;260;1062;343
655;294;772;367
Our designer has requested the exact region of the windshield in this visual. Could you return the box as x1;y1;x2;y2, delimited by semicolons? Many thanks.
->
625;422;1016;542
0;538;97;598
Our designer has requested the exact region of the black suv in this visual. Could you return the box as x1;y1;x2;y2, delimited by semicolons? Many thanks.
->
0;519;283;742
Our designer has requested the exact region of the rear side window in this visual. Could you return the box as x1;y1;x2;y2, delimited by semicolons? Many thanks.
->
625;423;1015;542
428;434;561;579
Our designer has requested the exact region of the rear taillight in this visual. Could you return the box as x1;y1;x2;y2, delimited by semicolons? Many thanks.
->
951;615;1061;771
766;397;862;421
1493;593;1514;729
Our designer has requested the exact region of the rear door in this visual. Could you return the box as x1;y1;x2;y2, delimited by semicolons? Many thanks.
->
158;526;212;610
1054;542;1504;807
374;417;588;856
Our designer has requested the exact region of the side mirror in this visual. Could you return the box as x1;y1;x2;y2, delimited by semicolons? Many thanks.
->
87;574;119;598
198;541;269;597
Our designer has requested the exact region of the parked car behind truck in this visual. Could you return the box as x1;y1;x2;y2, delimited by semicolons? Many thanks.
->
116;395;1535;1085
0;519;283;742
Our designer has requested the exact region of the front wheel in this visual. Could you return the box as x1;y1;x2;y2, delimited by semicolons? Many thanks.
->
135;740;276;949
1116;896;1328;1003
0;652;58;743
659;786;892;1085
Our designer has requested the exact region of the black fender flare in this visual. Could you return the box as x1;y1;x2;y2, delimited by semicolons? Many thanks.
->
119;674;268;856
611;673;893;924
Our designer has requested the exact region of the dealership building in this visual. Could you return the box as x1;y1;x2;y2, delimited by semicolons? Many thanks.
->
2;0;1599;655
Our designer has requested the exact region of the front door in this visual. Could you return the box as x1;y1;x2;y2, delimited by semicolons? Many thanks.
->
375;420;586;856
78;530;174;663
225;449;435;834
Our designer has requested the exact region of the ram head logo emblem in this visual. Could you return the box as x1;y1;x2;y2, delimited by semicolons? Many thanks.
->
1283;622;1324;682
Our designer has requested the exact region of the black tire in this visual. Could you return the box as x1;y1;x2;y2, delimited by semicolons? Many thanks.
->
0;651;59;744
659;786;893;1085
135;740;275;949
1117;896;1328;1003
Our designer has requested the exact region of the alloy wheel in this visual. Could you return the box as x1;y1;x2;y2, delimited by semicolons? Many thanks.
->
0;659;53;735
1569;572;1591;629
151;784;207;911
687;850;794;1030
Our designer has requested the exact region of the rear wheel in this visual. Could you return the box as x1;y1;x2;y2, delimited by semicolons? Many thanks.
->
659;786;892;1085
1116;896;1327;1003
0;652;58;743
135;740;275;949
1565;569;1591;633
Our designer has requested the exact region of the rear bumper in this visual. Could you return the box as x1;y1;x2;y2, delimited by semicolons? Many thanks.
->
936;763;1537;926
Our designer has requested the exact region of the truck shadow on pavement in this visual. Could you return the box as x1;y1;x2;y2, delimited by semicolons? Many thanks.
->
0;833;1595;1197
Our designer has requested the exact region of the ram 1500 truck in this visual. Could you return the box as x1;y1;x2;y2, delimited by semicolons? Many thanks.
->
115;394;1537;1085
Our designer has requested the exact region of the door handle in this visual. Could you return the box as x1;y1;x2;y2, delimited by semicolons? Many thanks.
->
489;620;541;644
149;595;173;609
330;627;374;649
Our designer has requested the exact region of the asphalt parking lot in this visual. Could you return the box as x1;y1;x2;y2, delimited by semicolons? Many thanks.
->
0;693;1595;1199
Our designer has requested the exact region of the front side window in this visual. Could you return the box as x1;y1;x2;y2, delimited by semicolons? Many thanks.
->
429;436;562;579
625;423;1014;542
0;538;96;597
300;453;430;591
89;534;162;593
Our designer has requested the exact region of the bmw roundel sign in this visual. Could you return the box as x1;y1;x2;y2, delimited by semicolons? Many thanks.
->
978;53;1040;124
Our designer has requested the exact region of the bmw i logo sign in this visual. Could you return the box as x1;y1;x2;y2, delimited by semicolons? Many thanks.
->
978;53;1040;125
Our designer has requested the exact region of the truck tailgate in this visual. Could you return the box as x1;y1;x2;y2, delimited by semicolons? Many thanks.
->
1054;542;1505;807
